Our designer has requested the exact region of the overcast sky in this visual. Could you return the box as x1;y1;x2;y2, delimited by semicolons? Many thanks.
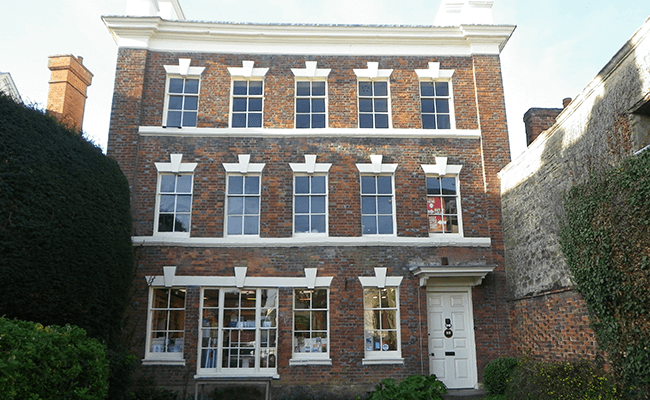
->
2;1;650;159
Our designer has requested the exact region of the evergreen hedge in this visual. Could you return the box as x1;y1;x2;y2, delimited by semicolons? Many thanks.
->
0;94;134;397
0;318;109;400
560;149;650;398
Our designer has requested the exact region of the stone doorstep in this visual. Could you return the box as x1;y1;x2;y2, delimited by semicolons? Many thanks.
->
442;388;487;399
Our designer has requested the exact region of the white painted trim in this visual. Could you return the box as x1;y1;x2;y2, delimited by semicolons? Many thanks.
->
411;265;495;286
353;62;393;79
422;158;463;176
291;61;331;78
146;267;334;288
163;59;205;77
222;154;265;174
227;60;269;78
141;358;186;366
132;235;492;247
139;126;483;139
289;358;333;366
358;267;403;288
415;62;455;80
355;155;398;174
155;153;198;173
362;358;405;365
289;155;331;174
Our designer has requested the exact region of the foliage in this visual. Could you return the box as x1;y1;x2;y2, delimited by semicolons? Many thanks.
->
560;150;650;398
483;357;518;395
277;385;352;400
210;384;265;400
130;386;179;400
0;318;109;400
0;94;134;396
363;375;446;400
505;358;618;400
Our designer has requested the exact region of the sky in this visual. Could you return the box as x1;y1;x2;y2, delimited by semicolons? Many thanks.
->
2;0;650;160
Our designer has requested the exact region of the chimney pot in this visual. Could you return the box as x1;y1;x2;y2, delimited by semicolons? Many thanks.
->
563;97;572;108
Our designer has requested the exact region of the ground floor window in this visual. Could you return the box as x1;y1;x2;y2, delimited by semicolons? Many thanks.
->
146;287;186;361
199;288;278;376
363;287;401;359
293;288;329;360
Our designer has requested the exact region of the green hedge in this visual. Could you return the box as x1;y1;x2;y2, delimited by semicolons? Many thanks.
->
0;318;109;399
483;357;518;395
560;150;650;398
0;94;134;398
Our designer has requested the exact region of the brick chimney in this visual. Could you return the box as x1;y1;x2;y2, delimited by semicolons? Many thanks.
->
523;99;571;146
46;55;93;132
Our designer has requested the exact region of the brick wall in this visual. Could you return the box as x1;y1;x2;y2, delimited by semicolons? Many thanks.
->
523;108;563;146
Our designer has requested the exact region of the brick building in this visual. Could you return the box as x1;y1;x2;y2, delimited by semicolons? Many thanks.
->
103;0;515;396
500;16;650;364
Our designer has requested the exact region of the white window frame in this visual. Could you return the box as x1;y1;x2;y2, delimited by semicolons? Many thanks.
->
228;61;269;128
223;155;265;237
358;268;403;365
356;155;398;236
162;59;205;128
415;62;456;130
290;155;331;237
153;154;198;236
143;286;187;365
292;61;331;129
422;157;464;236
354;62;393;129
291;288;331;364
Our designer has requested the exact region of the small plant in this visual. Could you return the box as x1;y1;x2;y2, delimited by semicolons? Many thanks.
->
364;375;446;400
506;358;619;400
483;357;518;395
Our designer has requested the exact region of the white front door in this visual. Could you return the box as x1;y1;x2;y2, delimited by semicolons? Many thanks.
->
428;290;477;389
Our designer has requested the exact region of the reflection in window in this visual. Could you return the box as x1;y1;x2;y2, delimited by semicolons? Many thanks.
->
363;287;399;354
293;289;329;357
232;80;263;128
227;174;261;235
157;173;193;233
361;175;394;235
148;288;186;356
427;176;459;233
166;78;199;127
294;175;327;234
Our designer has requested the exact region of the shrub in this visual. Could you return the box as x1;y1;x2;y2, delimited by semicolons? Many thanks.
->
364;375;446;400
505;358;619;400
130;386;179;400
0;318;109;400
483;357;518;395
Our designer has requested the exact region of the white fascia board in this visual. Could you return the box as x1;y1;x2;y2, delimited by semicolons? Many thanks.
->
131;235;491;247
138;126;482;139
102;16;515;56
146;275;333;288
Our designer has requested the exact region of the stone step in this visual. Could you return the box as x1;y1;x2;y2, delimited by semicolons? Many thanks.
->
441;388;487;400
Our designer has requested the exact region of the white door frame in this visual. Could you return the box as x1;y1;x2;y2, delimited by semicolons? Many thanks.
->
426;284;478;389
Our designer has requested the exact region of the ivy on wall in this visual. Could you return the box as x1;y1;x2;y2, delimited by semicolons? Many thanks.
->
0;94;134;397
560;149;650;397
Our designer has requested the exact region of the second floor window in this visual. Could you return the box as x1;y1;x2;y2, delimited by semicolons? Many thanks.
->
427;176;460;233
165;77;199;127
295;81;326;128
358;81;390;129
294;174;327;234
231;80;263;128
157;173;193;233
226;174;261;235
361;175;394;235
420;81;451;129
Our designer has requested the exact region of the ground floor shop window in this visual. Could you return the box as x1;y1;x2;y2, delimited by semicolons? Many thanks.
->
292;288;329;362
199;288;278;376
146;287;186;362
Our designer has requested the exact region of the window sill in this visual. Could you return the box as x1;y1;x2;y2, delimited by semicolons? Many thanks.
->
289;358;332;366
194;371;280;380
142;358;186;366
362;357;404;365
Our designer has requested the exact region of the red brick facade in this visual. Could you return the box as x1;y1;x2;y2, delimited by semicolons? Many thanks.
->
105;15;514;396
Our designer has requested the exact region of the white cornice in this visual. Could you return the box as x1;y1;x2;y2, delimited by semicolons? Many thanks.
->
138;126;482;139
102;16;515;56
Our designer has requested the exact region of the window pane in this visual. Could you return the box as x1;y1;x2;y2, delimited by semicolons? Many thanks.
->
377;176;392;194
362;216;377;234
312;81;325;96
174;215;189;232
361;176;376;194
377;215;393;234
435;81;449;96
245;176;259;194
420;82;434;97
184;96;198;111
296;81;310;96
435;99;449;114
249;81;263;95
296;114;310;128
227;216;242;235
422;114;435;129
229;176;243;194
383;330;397;350
294;311;310;330
177;175;192;192
361;197;376;214
311;196;325;213
359;98;373;112
426;177;441;195
295;196;309;213
176;195;191;212
312;114;325;128
311;215;326;233
168;95;183;110
169;78;183;93
249;98;263;112
166;111;181;127
151;310;168;331
437;114;451;129
204;289;220;308
244;216;259;235
447;216;459;233
295;176;309;194
158;214;173;232
441;177;456;195
359;114;373;128
244;197;259;214
159;195;175;212
184;79;199;94
375;114;389;128
374;81;387;96
233;98;247;112
313;289;327;308
232;113;246;127
168;310;185;330
359;82;372;96
377;196;392;214
311;176;326;193
228;197;243;214
312;99;325;113
385;288;397;307
182;112;197;127
374;99;387;113
233;81;247;95
248;113;262;127
364;289;379;308
153;288;170;308
421;99;435;113
295;215;309;233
